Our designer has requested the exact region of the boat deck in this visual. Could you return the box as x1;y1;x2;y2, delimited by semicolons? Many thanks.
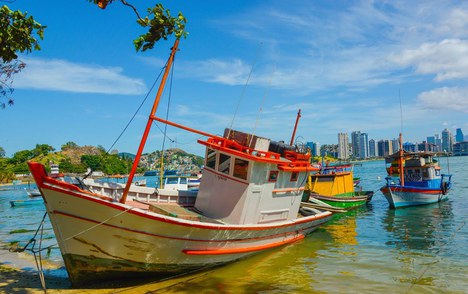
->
127;199;327;225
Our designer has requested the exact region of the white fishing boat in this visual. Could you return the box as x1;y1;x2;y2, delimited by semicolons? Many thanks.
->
28;40;332;286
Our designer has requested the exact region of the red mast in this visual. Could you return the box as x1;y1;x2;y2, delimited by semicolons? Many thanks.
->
398;132;404;186
120;39;180;204
290;109;301;146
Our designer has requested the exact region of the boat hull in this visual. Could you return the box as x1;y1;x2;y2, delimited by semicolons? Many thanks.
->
311;191;373;209
39;181;331;286
380;186;448;208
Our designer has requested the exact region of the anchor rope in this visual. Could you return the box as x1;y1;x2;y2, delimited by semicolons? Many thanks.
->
10;205;135;292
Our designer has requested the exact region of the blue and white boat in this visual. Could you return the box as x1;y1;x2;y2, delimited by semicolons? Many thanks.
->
380;134;452;208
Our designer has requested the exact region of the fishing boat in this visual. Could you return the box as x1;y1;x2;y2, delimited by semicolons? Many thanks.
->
27;40;332;286
380;133;452;208
25;188;42;198
10;198;43;207
303;164;373;209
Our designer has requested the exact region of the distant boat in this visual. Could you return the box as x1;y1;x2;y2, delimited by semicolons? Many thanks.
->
25;188;42;198
10;198;43;207
380;133;452;208
304;164;373;210
27;41;333;287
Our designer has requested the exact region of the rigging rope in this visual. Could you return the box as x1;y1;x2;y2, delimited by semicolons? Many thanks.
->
105;62;169;154
227;43;263;139
251;64;275;146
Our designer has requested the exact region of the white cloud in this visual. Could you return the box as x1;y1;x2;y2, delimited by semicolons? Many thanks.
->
418;87;468;112
14;58;147;95
391;39;468;81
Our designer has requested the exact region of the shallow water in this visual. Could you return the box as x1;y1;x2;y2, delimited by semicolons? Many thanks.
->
0;157;467;293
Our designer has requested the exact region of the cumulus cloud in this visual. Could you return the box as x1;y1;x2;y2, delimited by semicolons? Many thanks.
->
391;39;468;81
418;87;468;112
14;58;147;95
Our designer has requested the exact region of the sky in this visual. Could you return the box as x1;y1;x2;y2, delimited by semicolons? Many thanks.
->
2;0;468;157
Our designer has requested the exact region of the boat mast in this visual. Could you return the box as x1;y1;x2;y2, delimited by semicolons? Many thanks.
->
398;132;404;186
120;39;180;204
290;109;301;146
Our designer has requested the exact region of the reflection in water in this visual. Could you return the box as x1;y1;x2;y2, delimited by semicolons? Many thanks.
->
1;157;467;293
382;201;454;251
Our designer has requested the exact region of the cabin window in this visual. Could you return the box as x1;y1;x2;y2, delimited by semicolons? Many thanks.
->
233;158;249;180
435;169;441;176
179;177;187;184
268;171;279;182
166;177;178;184
218;153;231;175
206;148;216;169
290;172;299;182
422;170;429;178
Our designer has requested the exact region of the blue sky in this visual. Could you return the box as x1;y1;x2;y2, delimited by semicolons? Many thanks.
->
2;0;468;157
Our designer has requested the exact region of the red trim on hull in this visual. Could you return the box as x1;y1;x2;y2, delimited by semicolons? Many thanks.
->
381;186;441;195
183;234;305;255
53;210;320;244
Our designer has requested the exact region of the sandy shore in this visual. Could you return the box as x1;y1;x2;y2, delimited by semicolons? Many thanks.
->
0;246;215;293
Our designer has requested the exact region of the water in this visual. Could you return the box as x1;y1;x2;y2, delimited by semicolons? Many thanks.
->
0;157;467;293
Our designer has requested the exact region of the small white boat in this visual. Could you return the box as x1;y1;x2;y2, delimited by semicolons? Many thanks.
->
25;188;42;198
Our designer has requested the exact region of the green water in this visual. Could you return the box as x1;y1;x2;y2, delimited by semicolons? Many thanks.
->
0;157;467;293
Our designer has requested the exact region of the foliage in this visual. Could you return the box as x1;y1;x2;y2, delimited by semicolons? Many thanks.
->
0;5;45;108
59;158;87;173
87;1;187;51
0;5;45;63
61;141;79;151
32;144;55;157
0;146;5;158
133;4;187;52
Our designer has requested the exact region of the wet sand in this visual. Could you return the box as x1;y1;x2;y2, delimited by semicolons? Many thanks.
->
0;247;216;293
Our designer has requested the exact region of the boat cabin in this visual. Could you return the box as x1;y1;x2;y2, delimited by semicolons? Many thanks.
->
194;128;315;225
402;154;441;188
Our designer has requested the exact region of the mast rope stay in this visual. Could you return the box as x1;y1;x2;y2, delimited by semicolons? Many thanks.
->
157;54;177;188
227;42;263;140
105;62;169;155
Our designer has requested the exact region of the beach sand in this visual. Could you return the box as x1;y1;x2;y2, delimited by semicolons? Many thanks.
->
0;247;216;293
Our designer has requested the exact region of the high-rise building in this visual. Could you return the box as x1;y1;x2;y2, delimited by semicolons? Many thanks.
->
391;138;400;154
403;142;416;152
358;133;369;159
442;128;454;152
456;128;464;142
377;140;393;157
305;141;320;156
369;139;376;157
351;131;369;159
338;133;349;160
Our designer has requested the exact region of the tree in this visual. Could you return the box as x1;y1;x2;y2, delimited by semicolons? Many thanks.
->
0;146;5;158
1;1;187;107
0;5;45;108
32;143;55;156
61;141;79;151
